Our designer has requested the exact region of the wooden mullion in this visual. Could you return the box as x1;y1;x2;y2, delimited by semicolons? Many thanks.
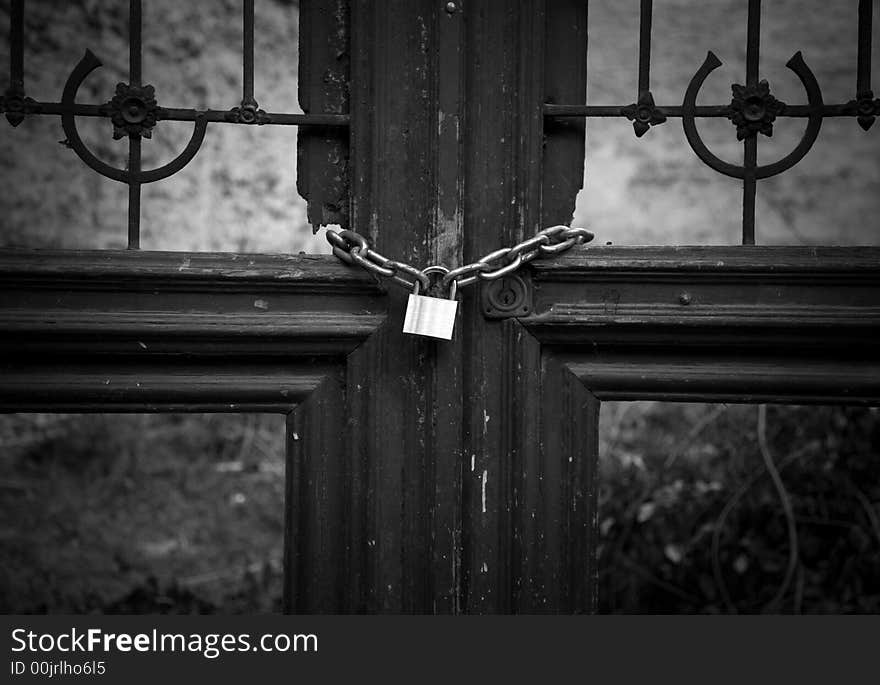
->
542;0;587;226
297;0;351;228
291;0;466;614
285;369;350;612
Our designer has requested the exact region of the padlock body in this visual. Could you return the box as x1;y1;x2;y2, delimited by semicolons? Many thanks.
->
402;294;458;340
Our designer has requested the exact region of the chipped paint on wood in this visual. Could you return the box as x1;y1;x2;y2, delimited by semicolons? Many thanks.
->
282;0;600;614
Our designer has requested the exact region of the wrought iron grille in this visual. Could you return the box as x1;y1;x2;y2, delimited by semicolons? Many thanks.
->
0;0;349;249
3;1;876;249
545;0;878;245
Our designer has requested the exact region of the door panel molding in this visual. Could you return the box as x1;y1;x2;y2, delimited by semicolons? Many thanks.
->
523;246;880;404
0;251;387;411
527;246;880;350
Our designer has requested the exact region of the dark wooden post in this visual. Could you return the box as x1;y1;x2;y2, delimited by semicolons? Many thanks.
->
290;0;597;613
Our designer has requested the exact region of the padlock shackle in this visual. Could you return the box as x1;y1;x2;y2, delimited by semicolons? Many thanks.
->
416;265;458;300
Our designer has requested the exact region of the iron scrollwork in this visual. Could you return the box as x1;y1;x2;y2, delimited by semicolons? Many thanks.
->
543;0;878;245
1;0;349;248
681;51;824;183
60;50;207;187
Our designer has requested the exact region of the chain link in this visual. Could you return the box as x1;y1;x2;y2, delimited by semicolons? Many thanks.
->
327;229;431;291
326;225;594;295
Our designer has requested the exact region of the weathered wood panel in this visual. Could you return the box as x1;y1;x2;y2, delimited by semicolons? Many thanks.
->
288;0;467;613
0;250;385;357
297;0;351;228
285;370;350;611
564;352;880;404
0;250;385;411
527;246;880;349
0;361;331;412
288;0;598;613
460;0;598;614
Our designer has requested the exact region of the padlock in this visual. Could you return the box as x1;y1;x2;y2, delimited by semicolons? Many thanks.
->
402;266;459;340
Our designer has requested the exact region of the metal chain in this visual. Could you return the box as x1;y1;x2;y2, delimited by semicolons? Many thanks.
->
326;225;594;295
327;229;431;291
440;225;594;288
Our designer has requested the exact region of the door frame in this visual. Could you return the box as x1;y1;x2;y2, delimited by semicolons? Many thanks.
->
1;0;878;614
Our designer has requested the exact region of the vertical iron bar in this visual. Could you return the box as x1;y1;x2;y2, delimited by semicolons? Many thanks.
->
243;0;255;104
128;138;141;249
5;0;25;125
9;0;24;91
129;0;142;86
743;138;757;245
637;0;652;95
128;0;143;248
742;0;761;243
745;0;761;87
857;0;872;94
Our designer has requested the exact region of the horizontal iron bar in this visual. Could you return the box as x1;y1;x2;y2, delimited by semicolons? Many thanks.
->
24;102;350;126
544;103;858;118
161;108;349;126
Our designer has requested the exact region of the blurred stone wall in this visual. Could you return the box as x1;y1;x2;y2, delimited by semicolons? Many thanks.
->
0;0;326;253
576;0;880;245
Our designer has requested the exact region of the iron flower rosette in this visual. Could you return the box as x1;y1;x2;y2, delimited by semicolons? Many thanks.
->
106;83;159;139
1;83;40;127
843;90;880;131
622;90;667;137
226;97;270;125
727;80;785;140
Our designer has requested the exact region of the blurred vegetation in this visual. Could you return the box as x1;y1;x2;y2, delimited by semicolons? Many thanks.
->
598;402;880;613
0;414;286;614
1;405;878;614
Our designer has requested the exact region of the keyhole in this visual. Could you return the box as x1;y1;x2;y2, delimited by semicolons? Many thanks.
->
485;274;529;317
498;279;516;306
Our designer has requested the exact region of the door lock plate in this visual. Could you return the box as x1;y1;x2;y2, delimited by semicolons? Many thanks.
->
482;274;532;319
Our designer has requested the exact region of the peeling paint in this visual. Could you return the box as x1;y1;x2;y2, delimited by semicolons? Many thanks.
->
452;528;460;614
482;469;488;513
432;207;461;266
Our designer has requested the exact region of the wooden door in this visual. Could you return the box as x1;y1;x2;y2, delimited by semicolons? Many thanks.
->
2;0;878;613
